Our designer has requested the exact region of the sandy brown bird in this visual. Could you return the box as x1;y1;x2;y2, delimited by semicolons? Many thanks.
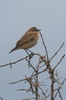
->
9;27;40;53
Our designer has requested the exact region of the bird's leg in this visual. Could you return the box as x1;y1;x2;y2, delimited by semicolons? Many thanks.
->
27;49;34;60
25;49;34;59
27;49;34;54
25;50;34;68
25;50;30;56
25;50;31;67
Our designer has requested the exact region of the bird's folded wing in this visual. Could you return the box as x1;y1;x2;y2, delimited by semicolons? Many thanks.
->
16;34;35;47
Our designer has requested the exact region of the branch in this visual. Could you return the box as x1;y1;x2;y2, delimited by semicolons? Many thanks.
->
9;68;47;84
54;78;66;99
54;54;65;70
26;58;37;72
39;32;49;61
0;53;44;68
0;55;29;68
50;42;64;62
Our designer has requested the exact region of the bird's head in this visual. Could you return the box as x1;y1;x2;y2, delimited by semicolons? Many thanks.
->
28;27;41;32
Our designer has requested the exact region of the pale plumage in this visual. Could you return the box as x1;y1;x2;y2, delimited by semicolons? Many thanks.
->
9;27;40;53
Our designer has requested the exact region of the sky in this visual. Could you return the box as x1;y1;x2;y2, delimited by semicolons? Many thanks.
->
0;0;66;100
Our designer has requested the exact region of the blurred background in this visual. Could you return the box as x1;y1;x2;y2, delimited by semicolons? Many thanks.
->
0;0;66;100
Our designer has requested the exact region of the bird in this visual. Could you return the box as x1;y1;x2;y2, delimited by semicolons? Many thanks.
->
9;27;40;53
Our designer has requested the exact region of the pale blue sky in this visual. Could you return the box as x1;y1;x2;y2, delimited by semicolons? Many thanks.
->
0;0;66;100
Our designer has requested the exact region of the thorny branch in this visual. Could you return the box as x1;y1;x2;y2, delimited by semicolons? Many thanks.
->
0;53;46;68
0;55;29;68
0;31;65;100
9;68;47;84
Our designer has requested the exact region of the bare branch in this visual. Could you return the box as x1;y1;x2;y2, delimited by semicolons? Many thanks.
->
50;42;64;62
0;53;45;68
0;55;29;68
54;78;66;99
39;32;49;62
9;68;47;84
54;55;65;70
26;58;37;72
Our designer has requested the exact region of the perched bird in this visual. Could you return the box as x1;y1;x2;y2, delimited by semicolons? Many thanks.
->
9;27;40;53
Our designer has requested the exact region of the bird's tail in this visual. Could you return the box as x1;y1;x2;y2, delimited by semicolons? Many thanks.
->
9;47;17;53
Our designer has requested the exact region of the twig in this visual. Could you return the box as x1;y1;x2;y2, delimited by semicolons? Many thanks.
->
35;58;40;100
9;68;47;84
54;78;66;99
0;53;44;68
39;32;49;62
22;97;35;100
38;86;47;99
26;58;36;72
50;42;64;62
0;55;29;68
51;70;54;100
54;55;65;70
56;71;63;100
9;78;26;84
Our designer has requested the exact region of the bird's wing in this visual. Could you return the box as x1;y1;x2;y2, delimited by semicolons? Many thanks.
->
16;33;35;47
